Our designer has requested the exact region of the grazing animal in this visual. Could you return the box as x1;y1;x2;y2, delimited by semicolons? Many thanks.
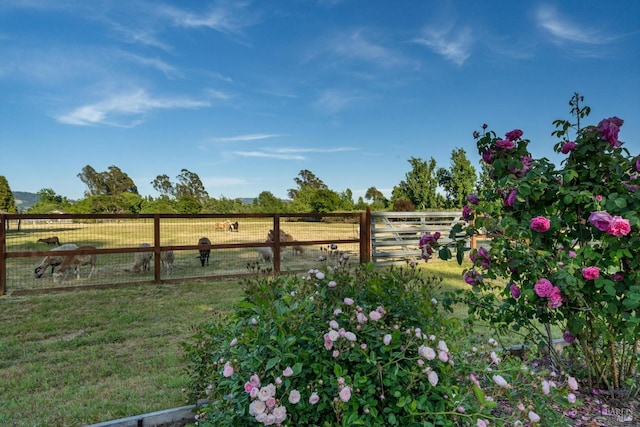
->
267;229;305;255
34;243;78;278
37;236;61;246
198;237;211;266
132;243;152;273
52;246;97;283
215;220;231;231
228;221;239;232
161;250;175;272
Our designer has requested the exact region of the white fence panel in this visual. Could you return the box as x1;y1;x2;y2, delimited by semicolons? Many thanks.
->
370;211;466;266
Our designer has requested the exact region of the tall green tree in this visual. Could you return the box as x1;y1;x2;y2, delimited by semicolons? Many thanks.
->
365;186;388;210
151;169;208;204
392;157;441;210
437;148;477;208
253;191;287;213
27;188;71;213
0;176;18;213
77;165;138;196
287;169;328;200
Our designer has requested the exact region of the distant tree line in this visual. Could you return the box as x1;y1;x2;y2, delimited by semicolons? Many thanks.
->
0;147;478;214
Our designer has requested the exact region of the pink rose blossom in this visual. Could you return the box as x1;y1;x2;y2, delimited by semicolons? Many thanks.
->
477;419;489;427
582;266;600;280
462;205;473;221
597;116;624;147
567;393;576;403
383;334;392;345
369;310;382;321
505;129;523;141
464;269;482;286
548;287;563;309
467;194;480;205
607;216;631;236
493;375;509;388
418;345;436;360
309;392;320;405
223;362;234;377
561;141;577;154
563;330;576;343
528;411;541;422
250;374;261;388
344;297;354;305
534;278;554;297
568;376;579;391
339;386;352;402
328;280;337;288
266;396;277;408
357;312;368;323
510;283;521;299
428;371;439;386
503;189;517;207
589;211;613;232
495;139;515;150
282;366;293;377
530;216;551;233
482;149;495;164
288;390;301;404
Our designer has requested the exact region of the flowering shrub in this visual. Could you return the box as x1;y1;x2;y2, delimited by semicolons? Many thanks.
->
183;261;575;426
452;94;639;392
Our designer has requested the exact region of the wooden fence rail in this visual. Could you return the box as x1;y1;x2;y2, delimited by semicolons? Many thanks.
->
0;209;476;295
0;212;368;295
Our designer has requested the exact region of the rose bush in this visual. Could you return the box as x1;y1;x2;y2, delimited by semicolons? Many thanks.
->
183;259;575;426
449;94;639;392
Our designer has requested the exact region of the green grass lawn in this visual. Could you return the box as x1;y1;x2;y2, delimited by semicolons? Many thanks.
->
0;280;244;427
0;259;531;427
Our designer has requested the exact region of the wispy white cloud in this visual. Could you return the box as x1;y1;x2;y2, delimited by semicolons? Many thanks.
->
314;89;360;113
161;2;256;36
535;5;614;45
273;147;356;154
55;89;209;127
412;23;472;66
114;51;183;79
234;151;305;160
328;30;416;69
214;133;283;143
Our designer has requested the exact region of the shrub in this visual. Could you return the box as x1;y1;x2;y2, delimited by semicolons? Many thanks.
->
183;261;575;426
451;94;639;393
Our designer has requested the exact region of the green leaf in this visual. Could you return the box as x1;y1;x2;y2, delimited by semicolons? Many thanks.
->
473;385;486;404
265;356;280;371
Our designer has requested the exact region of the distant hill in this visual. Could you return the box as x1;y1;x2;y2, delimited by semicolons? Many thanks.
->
13;191;39;211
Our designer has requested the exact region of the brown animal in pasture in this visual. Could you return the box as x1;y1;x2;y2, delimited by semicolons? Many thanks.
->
34;243;78;278
215;220;231;231
161;250;175;272
37;236;61;246
52;246;97;283
198;237;211;266
267;229;305;255
132;243;152;273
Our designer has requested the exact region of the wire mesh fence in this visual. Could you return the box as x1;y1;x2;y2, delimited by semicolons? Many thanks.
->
1;213;366;294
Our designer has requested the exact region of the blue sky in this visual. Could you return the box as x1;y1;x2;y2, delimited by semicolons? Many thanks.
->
1;1;639;202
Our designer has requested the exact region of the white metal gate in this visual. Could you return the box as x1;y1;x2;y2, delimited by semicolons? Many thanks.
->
370;211;465;266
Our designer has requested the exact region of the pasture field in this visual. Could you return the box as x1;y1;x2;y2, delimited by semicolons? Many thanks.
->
4;217;362;293
0;260;482;427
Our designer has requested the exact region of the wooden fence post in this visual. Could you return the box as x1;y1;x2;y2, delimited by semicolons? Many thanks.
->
0;214;6;295
153;215;161;284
